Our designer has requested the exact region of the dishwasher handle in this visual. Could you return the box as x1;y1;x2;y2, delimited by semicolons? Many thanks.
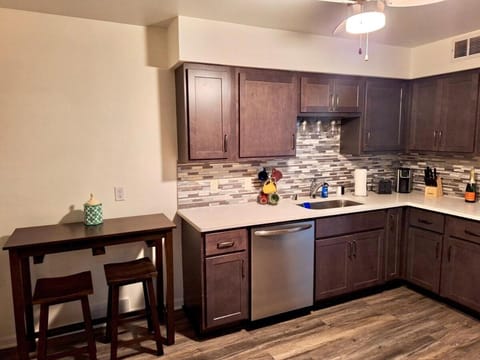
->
253;223;312;237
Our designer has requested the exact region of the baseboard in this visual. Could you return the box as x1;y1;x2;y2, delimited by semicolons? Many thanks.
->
0;335;16;351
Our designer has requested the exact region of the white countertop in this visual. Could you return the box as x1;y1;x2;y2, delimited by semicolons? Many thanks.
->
177;191;480;233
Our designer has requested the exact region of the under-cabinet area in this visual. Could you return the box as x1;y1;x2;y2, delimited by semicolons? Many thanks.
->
179;195;480;335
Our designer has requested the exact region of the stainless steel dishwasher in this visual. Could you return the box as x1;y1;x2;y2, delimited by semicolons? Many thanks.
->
250;220;314;321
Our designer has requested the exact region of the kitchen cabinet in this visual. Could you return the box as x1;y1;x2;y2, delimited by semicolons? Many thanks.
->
440;217;480;312
385;208;403;281
340;78;408;154
362;79;407;152
406;208;445;293
315;211;385;301
300;74;362;113
175;63;234;162
409;71;479;153
182;223;249;332
238;68;298;158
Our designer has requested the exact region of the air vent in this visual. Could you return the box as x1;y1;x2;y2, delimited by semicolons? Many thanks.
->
454;39;468;58
452;33;480;60
469;36;480;55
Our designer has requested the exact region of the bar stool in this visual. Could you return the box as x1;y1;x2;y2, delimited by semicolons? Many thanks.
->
32;271;97;360
103;257;163;359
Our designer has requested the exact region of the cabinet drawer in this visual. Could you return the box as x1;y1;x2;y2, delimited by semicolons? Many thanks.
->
205;229;247;256
315;211;385;239
445;216;480;245
409;208;444;233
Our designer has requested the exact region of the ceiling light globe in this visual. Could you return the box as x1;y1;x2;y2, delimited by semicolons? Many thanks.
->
346;11;386;34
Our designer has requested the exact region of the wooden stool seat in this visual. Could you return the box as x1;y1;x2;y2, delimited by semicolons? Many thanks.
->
104;257;163;359
32;271;96;360
104;257;157;285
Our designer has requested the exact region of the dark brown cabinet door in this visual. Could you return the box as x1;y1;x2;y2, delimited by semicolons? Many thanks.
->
406;227;443;293
239;69;298;158
350;230;384;291
409;71;479;153
315;236;349;301
205;251;248;329
300;75;361;113
385;208;403;281
440;236;480;312
176;64;233;162
187;67;232;160
438;72;479;153
334;77;362;112
363;79;406;152
300;75;331;112
409;78;442;152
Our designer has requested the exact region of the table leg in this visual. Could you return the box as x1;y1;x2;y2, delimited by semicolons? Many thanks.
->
21;257;36;352
9;251;30;360
164;231;175;345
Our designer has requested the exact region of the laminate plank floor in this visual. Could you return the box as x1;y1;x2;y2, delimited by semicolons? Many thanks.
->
3;286;480;359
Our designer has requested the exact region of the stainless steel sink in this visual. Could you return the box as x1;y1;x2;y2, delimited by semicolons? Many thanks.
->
297;199;363;210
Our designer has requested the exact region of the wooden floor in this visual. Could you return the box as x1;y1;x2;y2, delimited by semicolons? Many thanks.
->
3;286;480;359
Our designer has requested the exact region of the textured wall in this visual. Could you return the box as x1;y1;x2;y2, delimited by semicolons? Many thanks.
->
400;153;480;198
178;120;480;208
178;120;400;208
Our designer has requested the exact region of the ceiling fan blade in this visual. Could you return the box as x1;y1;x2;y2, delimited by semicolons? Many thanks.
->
332;19;347;35
385;0;445;7
317;0;357;4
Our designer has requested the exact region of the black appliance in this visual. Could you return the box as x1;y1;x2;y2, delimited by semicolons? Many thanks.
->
375;179;392;194
395;168;413;193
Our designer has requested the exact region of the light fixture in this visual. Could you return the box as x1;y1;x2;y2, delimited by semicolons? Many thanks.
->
345;0;385;34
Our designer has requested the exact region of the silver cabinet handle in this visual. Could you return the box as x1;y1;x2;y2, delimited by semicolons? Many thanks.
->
348;241;352;259
223;134;228;153
335;95;339;108
217;241;234;249
352;240;357;258
292;134;296;150
433;130;437;147
254;224;312;237
329;94;334;111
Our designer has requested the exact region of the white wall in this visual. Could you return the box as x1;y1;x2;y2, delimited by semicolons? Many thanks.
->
176;16;412;78
0;8;180;348
411;30;480;78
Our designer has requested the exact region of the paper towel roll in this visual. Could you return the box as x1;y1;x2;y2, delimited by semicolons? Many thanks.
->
354;169;368;196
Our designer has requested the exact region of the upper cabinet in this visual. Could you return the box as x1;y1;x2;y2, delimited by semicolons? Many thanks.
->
300;74;362;113
238;68;298;158
363;79;408;152
409;71;479;153
340;78;407;155
176;63;234;162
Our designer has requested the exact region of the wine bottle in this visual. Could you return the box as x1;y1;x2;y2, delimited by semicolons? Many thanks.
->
465;168;476;203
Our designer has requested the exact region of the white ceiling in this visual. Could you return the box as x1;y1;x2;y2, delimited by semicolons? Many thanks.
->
0;0;479;47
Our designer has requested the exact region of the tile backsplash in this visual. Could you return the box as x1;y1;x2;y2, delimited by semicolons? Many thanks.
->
177;120;399;208
177;121;480;209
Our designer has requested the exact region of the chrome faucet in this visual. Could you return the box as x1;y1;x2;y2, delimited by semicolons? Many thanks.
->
310;178;323;198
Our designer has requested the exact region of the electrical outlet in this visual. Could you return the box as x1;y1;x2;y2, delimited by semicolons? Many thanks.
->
114;186;126;201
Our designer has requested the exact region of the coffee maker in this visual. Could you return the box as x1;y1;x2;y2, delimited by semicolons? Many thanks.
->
395;168;413;193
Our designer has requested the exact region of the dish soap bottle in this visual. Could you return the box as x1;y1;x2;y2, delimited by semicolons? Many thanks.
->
465;168;476;203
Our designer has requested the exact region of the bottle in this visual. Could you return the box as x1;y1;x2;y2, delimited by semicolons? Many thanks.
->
321;183;329;198
465;168;476;203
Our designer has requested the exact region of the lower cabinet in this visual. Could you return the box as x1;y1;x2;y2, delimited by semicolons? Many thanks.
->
315;211;385;301
385;208;403;280
182;222;249;332
406;227;443;293
205;251;248;328
405;208;445;293
440;217;480;313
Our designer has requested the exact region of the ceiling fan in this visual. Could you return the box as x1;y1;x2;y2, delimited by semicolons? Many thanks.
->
318;0;446;35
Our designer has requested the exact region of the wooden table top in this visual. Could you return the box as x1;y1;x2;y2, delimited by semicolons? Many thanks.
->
4;213;176;250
